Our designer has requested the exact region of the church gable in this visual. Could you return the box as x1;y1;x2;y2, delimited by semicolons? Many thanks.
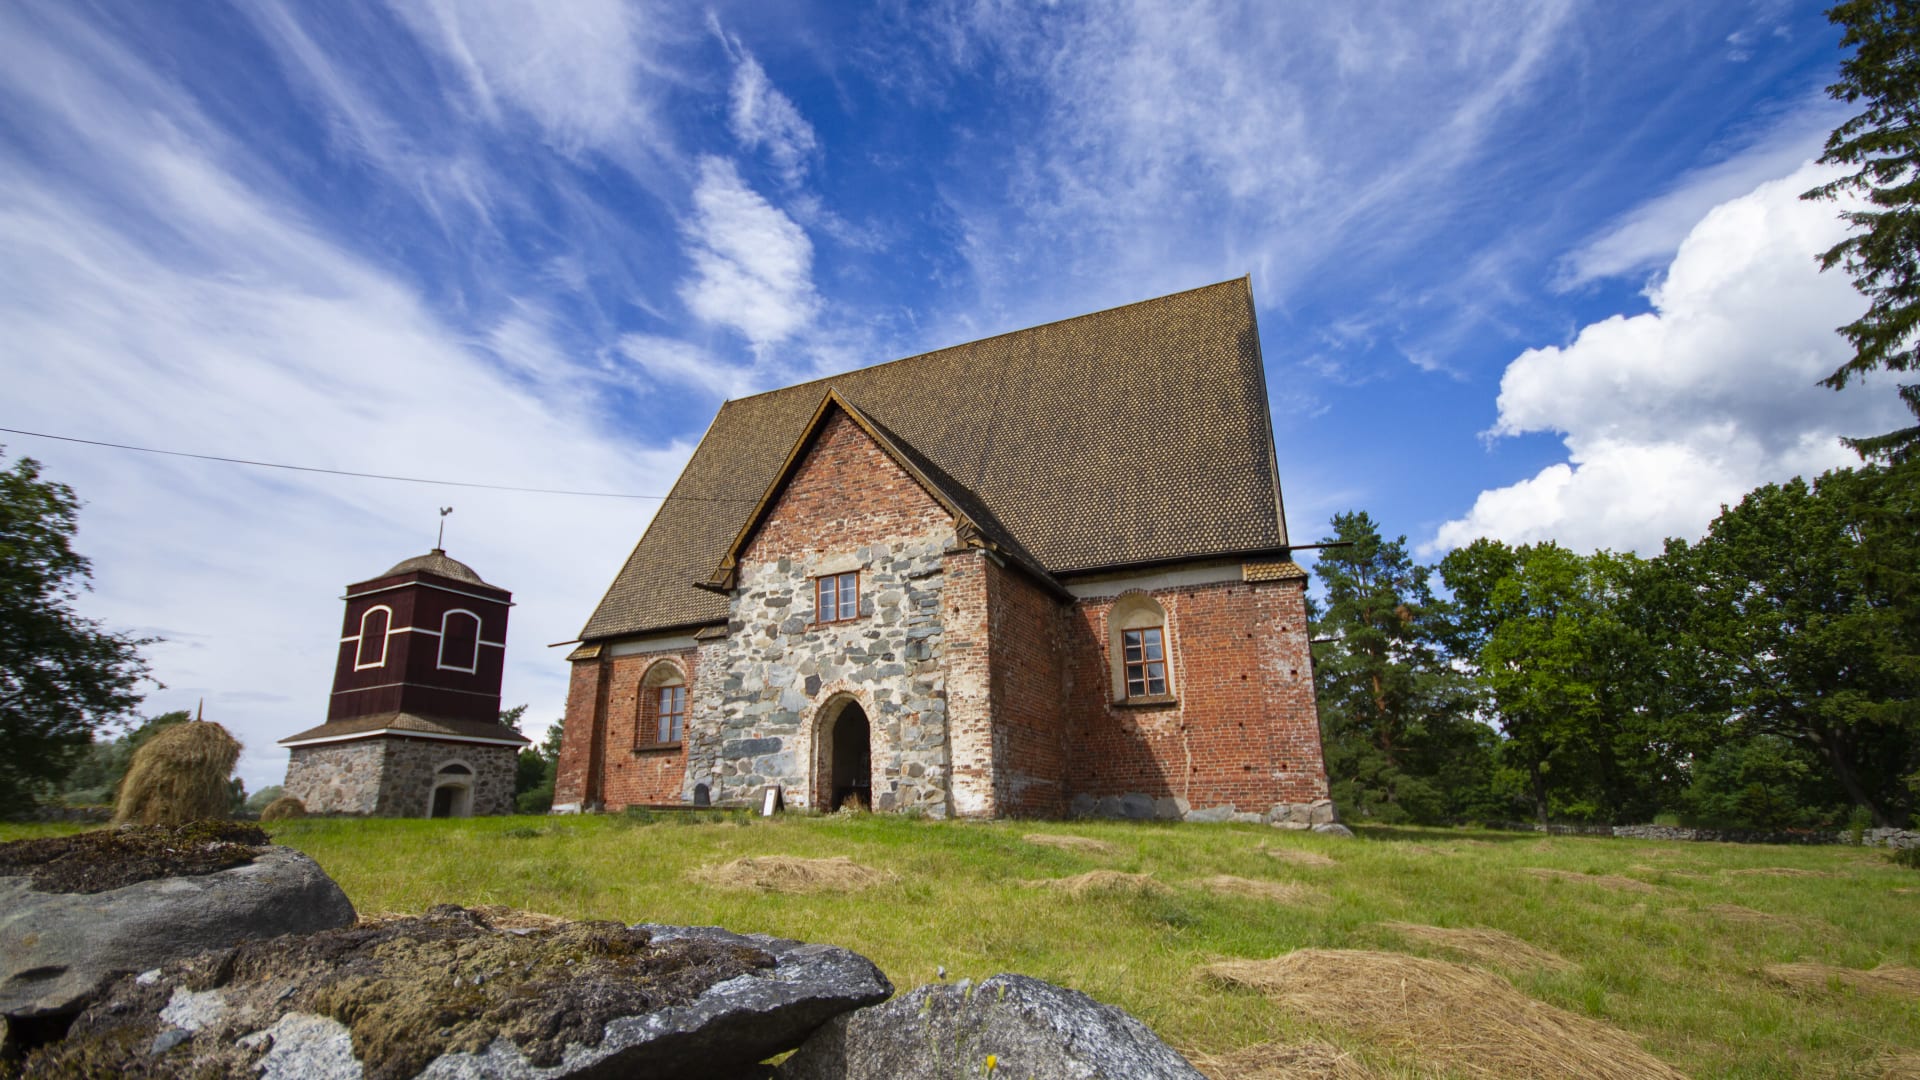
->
736;401;957;571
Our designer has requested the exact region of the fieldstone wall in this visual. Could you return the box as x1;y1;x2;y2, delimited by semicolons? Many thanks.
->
285;741;384;814
698;535;955;814
285;738;515;816
375;738;516;816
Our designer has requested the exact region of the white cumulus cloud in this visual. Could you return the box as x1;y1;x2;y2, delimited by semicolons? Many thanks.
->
1429;161;1907;555
677;156;818;350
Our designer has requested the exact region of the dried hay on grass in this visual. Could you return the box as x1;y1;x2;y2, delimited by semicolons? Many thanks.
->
260;795;306;821
1024;870;1169;897
1726;867;1830;878
1523;868;1660;894
1763;962;1920;998
1629;864;1707;880
1199;875;1325;905
1023;833;1118;855
1262;845;1338;868
1202;949;1685;1080
1378;922;1572;972
692;855;894;893
1701;904;1801;927
1191;1038;1380;1079
112;721;241;826
1870;1049;1920;1078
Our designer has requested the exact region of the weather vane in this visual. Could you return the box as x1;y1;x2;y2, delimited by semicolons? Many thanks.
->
437;506;453;549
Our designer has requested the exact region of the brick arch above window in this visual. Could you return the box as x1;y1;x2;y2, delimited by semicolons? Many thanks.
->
637;660;687;747
1107;592;1173;702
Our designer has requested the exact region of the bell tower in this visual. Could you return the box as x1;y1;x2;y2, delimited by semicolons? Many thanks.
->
279;548;529;816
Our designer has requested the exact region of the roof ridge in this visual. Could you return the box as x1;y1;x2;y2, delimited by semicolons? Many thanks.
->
715;277;1252;410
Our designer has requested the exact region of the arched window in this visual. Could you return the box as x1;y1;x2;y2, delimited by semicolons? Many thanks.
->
637;661;688;746
1107;594;1173;700
438;610;481;673
355;606;392;669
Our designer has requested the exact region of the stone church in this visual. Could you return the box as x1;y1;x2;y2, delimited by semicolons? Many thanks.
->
280;549;528;816
554;278;1330;821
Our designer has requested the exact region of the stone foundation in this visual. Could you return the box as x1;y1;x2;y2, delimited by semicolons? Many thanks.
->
285;737;515;817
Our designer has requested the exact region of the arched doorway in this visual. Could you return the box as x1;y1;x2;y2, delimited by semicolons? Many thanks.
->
429;762;474;818
829;704;872;811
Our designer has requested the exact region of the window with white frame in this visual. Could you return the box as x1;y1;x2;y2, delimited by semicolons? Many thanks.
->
438;610;480;673
355;606;392;669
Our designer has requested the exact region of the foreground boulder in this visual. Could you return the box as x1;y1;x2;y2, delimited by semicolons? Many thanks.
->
26;906;892;1078
0;824;356;1033
779;973;1205;1079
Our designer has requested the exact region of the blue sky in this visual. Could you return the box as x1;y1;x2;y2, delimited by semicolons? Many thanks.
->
1;1;1905;791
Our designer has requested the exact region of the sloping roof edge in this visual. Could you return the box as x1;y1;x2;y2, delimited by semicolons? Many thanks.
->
706;389;1063;593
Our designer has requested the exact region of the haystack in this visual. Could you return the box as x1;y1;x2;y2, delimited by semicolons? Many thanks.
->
1023;833;1118;855
692;855;893;892
1190;1038;1379;1079
1378;922;1572;972
260;795;306;821
1198;875;1324;906
112;721;240;826
1024;870;1169;897
1202;949;1686;1079
1762;962;1920;998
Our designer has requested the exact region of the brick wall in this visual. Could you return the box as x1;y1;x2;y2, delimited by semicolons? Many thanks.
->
1062;576;1326;814
552;656;603;811
944;550;993;816
984;557;1067;816
599;648;695;808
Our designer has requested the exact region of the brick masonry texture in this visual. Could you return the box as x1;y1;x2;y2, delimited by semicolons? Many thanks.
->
558;405;1330;821
286;737;515;816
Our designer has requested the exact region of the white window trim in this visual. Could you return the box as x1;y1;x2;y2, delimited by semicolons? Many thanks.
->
437;609;482;674
354;605;394;670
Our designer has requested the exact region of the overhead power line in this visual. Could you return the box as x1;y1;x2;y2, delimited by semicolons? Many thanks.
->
0;426;748;501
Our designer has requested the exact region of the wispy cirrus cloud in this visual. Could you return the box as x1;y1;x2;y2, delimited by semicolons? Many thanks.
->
677;155;819;350
0;0;691;786
724;44;819;187
388;0;679;157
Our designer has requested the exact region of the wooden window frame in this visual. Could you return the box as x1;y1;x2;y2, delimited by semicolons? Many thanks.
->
1122;625;1170;699
655;684;687;744
436;609;481;673
354;606;391;670
813;571;861;624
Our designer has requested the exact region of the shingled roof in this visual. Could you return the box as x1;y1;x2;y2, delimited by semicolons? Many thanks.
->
581;278;1288;641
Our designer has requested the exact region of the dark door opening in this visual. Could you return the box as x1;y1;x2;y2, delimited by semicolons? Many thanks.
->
430;785;457;818
830;705;872;811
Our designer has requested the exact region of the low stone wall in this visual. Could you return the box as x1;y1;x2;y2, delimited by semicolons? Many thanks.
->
1494;821;1918;849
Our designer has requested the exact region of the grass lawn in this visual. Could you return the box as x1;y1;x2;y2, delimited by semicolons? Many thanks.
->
6;813;1916;1077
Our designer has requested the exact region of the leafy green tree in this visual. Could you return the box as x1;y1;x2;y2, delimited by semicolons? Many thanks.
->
1439;542;1689;824
1309;513;1497;823
58;709;191;804
1;452;154;813
244;785;286;814
1682;736;1846;830
1671;464;1919;826
1804;0;1920;462
514;708;563;814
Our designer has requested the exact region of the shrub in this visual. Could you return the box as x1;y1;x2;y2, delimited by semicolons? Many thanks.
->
515;783;553;815
112;721;240;826
260;795;306;821
1891;846;1920;870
